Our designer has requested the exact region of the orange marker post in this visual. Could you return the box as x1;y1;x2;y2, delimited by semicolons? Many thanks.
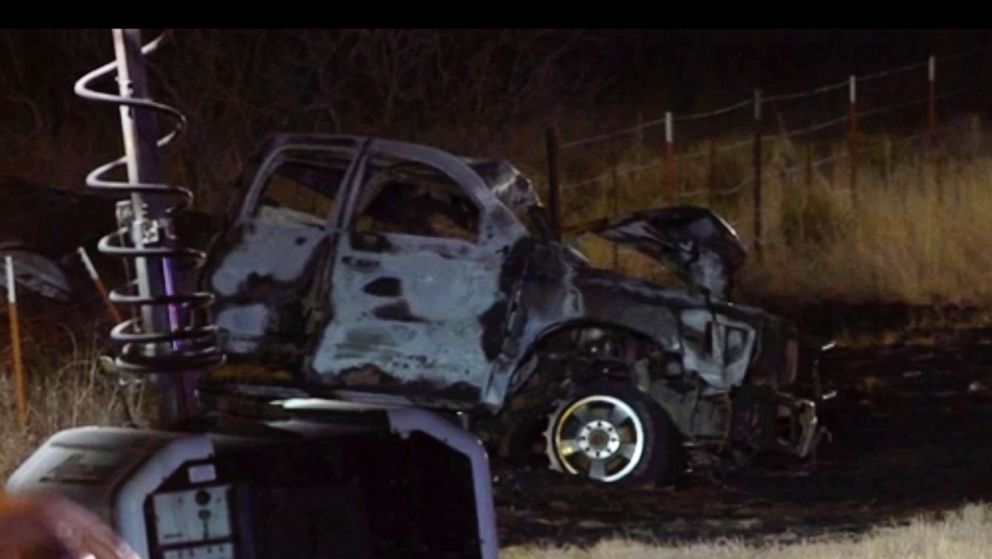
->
5;255;27;429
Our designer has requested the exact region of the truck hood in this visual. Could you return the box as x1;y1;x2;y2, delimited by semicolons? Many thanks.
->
570;206;747;298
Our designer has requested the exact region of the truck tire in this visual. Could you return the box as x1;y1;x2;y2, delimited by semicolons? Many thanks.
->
544;380;681;486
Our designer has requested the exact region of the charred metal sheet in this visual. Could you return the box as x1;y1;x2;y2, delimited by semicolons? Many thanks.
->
487;241;760;395
575;206;746;299
209;215;331;358
313;236;507;405
465;159;544;219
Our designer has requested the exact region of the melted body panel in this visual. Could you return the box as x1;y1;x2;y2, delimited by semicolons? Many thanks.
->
209;220;330;358
313;233;506;405
206;135;815;429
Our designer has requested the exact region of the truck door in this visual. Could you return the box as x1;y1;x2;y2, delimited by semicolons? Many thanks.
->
311;140;527;409
208;139;360;368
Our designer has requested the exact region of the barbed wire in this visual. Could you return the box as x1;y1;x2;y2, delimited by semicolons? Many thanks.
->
561;98;756;150
762;114;849;142
858;60;928;83
764;79;849;103
563;79;985;189
860;85;981;121
673;98;753;122
939;48;986;63
772;125;963;181
561;123;653;150
562;134;759;189
565;159;665;189
713;176;752;197
713;137;754;154
558;48;988;152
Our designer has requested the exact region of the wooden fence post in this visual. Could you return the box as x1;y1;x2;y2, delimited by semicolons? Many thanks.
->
5;255;27;429
752;89;763;261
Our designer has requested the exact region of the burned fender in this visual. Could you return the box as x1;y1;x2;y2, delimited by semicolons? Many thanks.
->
494;242;761;396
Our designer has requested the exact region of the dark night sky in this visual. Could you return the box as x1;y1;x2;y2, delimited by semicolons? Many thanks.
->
587;30;991;104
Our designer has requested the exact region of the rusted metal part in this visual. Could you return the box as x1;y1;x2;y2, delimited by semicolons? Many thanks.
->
204;134;825;457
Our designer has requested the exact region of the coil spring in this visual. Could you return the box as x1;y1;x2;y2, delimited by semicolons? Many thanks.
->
74;31;223;374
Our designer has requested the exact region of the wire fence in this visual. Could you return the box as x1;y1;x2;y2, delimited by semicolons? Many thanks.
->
544;50;991;261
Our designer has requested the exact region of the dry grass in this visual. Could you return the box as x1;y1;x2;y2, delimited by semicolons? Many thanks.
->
739;152;992;305
562;124;992;307
0;329;140;481
504;503;992;559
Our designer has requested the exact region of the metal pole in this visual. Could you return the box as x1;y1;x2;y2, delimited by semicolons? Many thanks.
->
928;55;943;202
928;55;937;137
848;75;859;202
544;126;562;242
707;138;717;207
635;111;644;163
609;139;620;271
112;29;196;425
664;111;676;202
5;256;27;429
752;90;763;261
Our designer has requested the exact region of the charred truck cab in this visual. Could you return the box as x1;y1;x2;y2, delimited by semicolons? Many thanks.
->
204;134;829;485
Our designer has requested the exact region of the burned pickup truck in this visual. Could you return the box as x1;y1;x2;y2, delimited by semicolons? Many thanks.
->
203;134;829;485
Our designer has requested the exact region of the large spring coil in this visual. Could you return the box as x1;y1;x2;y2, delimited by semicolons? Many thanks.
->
74;31;223;374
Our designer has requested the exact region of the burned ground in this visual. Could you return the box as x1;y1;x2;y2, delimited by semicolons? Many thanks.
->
493;323;992;547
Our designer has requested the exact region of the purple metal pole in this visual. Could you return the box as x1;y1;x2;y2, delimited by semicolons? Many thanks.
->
112;29;196;425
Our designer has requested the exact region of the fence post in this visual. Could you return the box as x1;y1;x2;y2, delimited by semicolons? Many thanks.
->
927;55;943;203
664;111;676;202
707;138;717;207
928;55;937;137
544;126;562;242
883;136;892;191
848;75;859;202
636;111;645;163
752;89;763;261
5;255;27;429
610;138;621;271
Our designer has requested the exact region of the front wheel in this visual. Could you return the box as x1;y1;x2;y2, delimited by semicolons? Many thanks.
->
544;381;681;486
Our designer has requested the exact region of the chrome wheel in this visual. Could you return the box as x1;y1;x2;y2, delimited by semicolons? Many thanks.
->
551;394;645;482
